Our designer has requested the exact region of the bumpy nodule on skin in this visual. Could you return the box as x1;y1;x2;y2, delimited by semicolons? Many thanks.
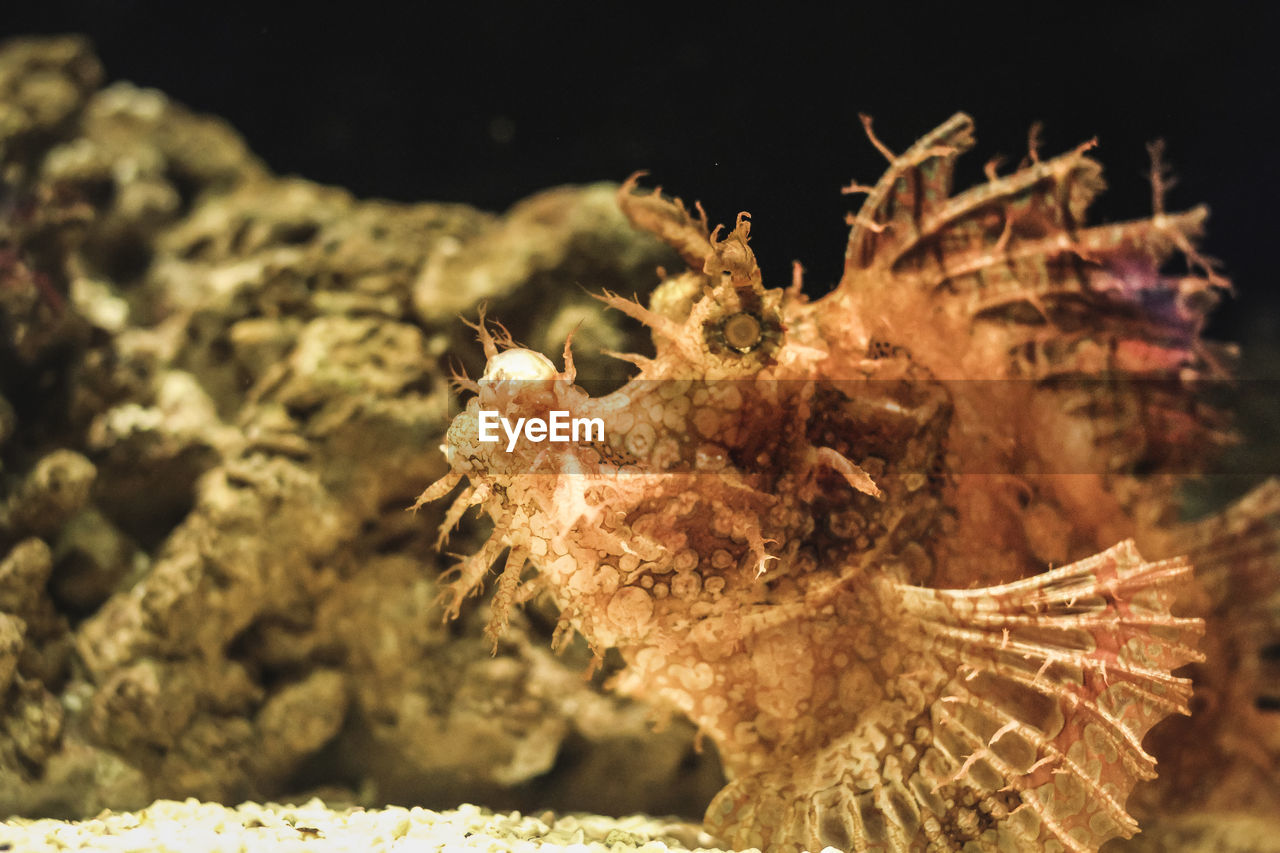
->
417;114;1230;852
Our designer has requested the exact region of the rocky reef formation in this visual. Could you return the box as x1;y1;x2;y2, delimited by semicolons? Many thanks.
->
0;35;721;821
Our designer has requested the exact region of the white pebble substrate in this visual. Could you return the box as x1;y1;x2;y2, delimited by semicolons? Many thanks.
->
0;799;757;853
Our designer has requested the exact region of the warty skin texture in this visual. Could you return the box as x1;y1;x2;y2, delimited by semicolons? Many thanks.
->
416;113;1260;852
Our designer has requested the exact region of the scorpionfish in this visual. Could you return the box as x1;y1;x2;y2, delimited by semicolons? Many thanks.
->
416;114;1269;851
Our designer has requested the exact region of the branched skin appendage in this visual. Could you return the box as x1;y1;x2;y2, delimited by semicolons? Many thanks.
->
416;115;1220;852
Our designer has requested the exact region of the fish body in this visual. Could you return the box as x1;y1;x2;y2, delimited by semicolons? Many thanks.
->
416;114;1258;851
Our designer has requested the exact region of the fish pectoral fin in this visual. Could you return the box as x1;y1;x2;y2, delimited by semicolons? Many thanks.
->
706;541;1203;853
901;539;1203;851
1166;477;1280;773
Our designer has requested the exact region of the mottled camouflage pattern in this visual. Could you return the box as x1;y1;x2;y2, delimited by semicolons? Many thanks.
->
418;114;1245;851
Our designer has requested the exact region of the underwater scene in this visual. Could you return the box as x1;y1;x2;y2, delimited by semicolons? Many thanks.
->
1;7;1278;852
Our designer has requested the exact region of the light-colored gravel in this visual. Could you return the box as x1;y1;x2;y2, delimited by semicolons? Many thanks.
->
0;799;748;853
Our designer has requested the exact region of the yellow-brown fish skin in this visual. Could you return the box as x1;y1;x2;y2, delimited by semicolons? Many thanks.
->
416;113;1252;851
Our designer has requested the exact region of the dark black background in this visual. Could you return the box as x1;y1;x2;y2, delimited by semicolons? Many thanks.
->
5;2;1278;359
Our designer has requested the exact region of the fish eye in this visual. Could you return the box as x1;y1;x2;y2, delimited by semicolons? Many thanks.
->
481;348;557;382
721;312;763;353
